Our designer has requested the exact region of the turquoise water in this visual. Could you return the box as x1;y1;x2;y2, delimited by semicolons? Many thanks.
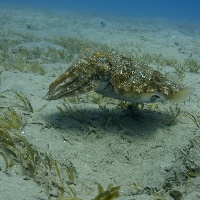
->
1;0;200;23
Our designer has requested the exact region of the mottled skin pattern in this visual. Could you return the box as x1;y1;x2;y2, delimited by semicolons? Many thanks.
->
45;51;189;103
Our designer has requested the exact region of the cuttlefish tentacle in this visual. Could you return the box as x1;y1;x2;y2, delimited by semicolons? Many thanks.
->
45;51;191;103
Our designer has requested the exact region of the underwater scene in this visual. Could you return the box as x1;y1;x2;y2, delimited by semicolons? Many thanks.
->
0;0;200;199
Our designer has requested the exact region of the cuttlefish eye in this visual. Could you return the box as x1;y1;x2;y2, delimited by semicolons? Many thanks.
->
141;92;166;103
150;94;163;102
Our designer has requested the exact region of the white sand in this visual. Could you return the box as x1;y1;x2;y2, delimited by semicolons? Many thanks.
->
0;6;200;200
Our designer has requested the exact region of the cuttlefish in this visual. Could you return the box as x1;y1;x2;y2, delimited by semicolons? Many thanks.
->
44;51;191;103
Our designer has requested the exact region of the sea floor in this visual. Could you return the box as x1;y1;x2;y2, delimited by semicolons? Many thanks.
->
0;6;200;200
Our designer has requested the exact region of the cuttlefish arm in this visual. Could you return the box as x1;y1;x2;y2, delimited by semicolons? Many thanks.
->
44;52;111;100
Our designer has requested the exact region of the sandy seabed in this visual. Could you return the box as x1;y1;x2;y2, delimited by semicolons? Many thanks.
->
0;6;200;200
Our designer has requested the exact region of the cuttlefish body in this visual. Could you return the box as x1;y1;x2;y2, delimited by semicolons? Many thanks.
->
45;51;191;103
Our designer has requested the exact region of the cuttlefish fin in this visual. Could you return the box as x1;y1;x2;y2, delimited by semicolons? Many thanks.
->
115;88;167;103
116;86;192;103
166;86;192;102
